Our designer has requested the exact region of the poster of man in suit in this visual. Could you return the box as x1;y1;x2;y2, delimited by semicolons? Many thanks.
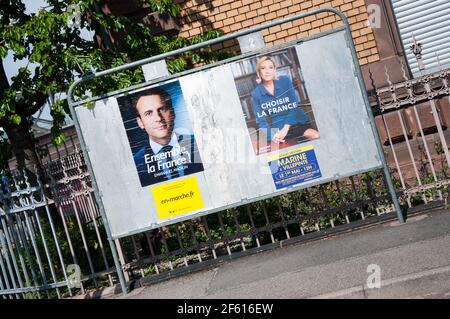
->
117;80;204;187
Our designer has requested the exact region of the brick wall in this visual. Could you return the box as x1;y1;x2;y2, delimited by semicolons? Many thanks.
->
174;0;379;66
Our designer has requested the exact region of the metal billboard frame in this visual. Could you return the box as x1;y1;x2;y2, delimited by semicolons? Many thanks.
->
67;8;405;294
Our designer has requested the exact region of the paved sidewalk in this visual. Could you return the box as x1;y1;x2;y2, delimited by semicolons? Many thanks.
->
110;209;450;299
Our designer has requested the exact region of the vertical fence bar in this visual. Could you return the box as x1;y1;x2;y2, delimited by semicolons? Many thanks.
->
315;221;320;232
175;225;188;267
188;220;203;262
0;247;9;299
70;200;97;288
0;217;22;298
349;176;364;220
55;144;61;159
261;203;275;244
319;185;332;228
144;232;160;274
303;188;316;232
30;209;62;298
40;197;72;297
231;209;246;251
63;140;70;157
21;173;61;297
84;192;113;286
412;105;443;200
131;235;139;261
131;235;145;278
381;114;412;207
159;229;174;270
4;181;35;294
114;239;130;282
364;173;376;201
334;180;347;225
0;219;25;299
291;191;307;234
10;213;41;298
21;210;50;298
201;216;217;259
217;212;232;255
55;204;85;294
27;211;38;233
428;98;450;168
276;201;290;240
397;111;427;203
5;213;33;297
245;206;260;247
45;145;52;162
0;225;15;298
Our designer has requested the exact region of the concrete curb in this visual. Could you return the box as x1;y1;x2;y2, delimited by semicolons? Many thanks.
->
310;265;450;299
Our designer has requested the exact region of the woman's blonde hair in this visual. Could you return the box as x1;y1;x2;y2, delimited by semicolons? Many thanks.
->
255;56;279;80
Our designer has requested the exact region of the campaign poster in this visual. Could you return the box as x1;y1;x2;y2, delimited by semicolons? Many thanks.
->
152;176;204;220
117;80;204;187
231;47;320;155
268;145;322;189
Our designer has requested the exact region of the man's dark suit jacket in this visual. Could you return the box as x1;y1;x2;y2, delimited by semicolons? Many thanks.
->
133;134;204;187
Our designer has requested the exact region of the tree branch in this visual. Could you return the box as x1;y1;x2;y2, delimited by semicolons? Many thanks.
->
0;60;10;96
16;91;48;117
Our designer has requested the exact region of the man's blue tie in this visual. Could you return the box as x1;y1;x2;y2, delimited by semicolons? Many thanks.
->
160;145;173;179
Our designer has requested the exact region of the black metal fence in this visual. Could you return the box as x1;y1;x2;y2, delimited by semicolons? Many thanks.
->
0;161;396;298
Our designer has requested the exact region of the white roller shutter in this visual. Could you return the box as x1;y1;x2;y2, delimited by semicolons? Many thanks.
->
391;0;450;77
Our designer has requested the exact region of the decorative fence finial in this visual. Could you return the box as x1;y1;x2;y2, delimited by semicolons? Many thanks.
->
410;33;425;73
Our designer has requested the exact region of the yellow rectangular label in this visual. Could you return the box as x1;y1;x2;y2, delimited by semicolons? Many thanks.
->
152;176;204;220
267;145;314;162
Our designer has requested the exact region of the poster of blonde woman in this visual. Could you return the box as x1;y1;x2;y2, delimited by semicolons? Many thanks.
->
231;47;320;155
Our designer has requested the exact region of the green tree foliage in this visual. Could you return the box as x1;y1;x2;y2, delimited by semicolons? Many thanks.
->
0;0;227;171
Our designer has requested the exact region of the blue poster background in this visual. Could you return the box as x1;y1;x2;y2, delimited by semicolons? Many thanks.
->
268;146;322;189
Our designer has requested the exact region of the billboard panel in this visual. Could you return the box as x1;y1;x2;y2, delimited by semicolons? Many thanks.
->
75;31;382;238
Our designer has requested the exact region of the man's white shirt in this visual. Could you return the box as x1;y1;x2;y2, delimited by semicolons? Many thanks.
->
149;133;185;179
